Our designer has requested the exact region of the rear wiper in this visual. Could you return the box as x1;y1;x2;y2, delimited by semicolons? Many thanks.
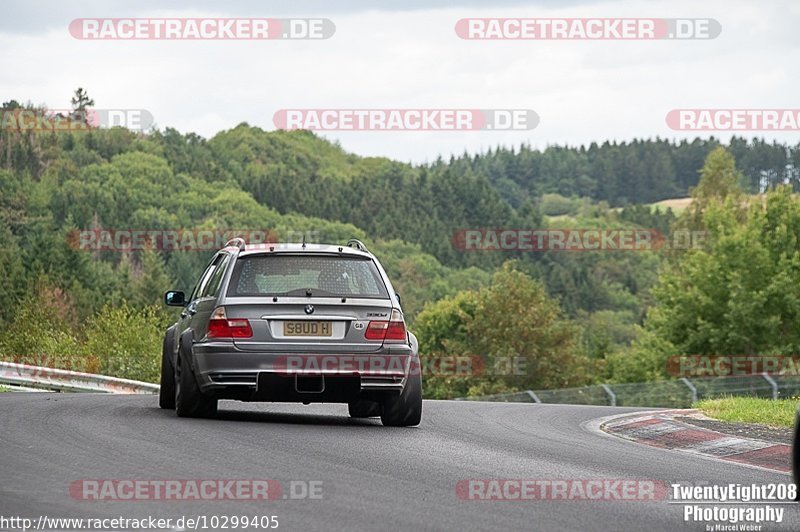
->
284;288;312;297
283;288;339;298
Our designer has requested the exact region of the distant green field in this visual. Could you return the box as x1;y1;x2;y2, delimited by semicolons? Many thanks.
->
544;214;575;223
607;197;692;215
644;194;790;215
695;397;798;428
646;197;692;214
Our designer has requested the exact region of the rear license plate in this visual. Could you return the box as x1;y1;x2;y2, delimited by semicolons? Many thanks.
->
283;321;333;337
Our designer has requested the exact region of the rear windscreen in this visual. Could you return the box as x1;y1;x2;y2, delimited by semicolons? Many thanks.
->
227;255;389;298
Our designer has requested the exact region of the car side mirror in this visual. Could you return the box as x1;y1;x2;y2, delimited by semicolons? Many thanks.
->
395;292;402;307
164;290;186;306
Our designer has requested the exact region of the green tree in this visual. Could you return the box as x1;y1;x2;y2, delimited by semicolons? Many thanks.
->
680;146;745;232
70;87;95;124
0;279;82;366
415;263;595;398
614;185;800;383
81;303;168;382
132;249;171;308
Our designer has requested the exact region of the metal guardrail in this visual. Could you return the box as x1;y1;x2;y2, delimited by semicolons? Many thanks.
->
1;384;52;393
0;362;159;394
458;375;800;408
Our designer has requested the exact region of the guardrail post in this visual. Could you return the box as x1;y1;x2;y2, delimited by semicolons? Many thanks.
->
525;390;542;404
762;374;778;400
680;377;698;404
600;384;616;407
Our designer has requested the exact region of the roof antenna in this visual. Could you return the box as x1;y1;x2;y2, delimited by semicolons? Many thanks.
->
301;232;306;249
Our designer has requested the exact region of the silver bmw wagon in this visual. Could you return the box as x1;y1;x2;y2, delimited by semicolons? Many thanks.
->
159;238;422;426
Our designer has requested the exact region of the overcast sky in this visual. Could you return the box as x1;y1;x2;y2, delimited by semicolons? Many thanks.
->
1;0;798;163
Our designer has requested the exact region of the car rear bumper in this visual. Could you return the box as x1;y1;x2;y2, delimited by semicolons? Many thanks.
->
191;341;415;401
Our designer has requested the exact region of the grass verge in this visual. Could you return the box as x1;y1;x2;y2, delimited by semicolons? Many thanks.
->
694;397;798;428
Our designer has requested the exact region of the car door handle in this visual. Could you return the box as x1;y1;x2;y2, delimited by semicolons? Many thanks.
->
181;304;198;318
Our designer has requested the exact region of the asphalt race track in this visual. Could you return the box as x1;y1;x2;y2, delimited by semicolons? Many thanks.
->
0;394;797;531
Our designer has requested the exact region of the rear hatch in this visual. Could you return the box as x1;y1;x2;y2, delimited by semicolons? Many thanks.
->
221;252;395;354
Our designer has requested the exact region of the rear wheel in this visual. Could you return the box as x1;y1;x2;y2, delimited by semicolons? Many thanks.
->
158;329;176;409
175;342;217;418
380;372;422;427
348;399;381;418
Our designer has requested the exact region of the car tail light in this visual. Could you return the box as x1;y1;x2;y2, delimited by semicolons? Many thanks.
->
365;321;389;340
207;307;252;339
365;309;406;342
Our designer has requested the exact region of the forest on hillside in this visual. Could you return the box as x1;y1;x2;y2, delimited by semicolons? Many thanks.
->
3;96;800;397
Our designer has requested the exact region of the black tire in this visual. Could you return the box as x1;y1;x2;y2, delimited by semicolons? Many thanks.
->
175;341;217;418
380;371;422;427
348;399;381;418
159;329;176;409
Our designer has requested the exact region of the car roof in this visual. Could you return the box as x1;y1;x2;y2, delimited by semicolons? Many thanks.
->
230;243;373;258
